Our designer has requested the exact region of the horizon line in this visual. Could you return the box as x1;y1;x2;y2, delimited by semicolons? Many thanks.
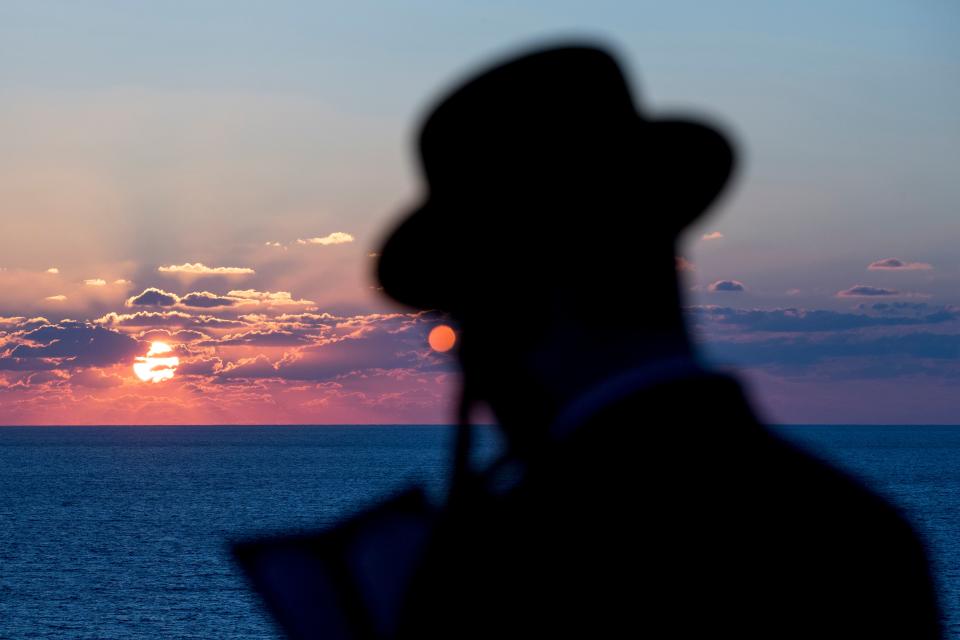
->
1;423;959;428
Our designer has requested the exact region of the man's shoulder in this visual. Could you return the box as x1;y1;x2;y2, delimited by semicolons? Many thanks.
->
555;371;917;535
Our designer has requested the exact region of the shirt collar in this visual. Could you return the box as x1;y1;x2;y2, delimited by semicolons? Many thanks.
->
549;353;706;442
480;353;707;497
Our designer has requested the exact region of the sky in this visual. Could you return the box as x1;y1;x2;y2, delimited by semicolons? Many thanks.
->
1;1;958;424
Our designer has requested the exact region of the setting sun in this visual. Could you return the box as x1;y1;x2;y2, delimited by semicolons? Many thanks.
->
133;341;180;383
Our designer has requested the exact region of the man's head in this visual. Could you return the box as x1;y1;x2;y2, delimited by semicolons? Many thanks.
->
376;43;735;436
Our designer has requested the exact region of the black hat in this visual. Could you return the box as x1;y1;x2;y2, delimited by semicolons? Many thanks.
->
377;44;734;313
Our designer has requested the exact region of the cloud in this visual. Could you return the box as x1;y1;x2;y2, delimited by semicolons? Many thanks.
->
158;263;255;275
868;302;930;316
179;291;239;308
96;310;194;327
688;303;960;383
95;310;247;328
70;368;124;389
836;285;899;298
124;287;310;310
214;313;441;382
675;256;696;272
176;357;223;377
867;258;932;271
296;232;355;246
226;290;315;307
0;316;50;331
702;332;960;375
8;323;141;368
687;305;960;332
204;330;313;347
126;288;180;307
702;231;724;241
113;279;131;285
138;328;209;343
46;268;59;274
708;280;745;293
0;357;60;372
27;370;70;387
84;279;107;286
218;354;280;379
45;295;67;302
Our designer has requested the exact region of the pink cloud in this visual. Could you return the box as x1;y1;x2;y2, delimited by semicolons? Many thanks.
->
867;258;932;271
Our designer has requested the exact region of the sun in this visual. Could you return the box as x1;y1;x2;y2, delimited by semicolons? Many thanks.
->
133;341;180;383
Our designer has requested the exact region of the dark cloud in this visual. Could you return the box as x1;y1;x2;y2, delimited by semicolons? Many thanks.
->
687;305;960;332
701;332;960;376
867;258;932;271
688;303;960;381
708;280;746;293
217;314;444;382
247;312;339;330
175;357;223;377
28;370;69;386
96;310;194;327
836;285;899;297
218;355;279;379
126;288;179;307
868;302;930;316
203;330;313;347
191;316;248;328
138;329;209;343
8;323;141;367
180;292;238;308
95;311;247;329
0;357;59;372
70;368;124;389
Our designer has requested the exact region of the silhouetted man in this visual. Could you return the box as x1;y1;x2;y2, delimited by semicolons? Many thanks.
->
376;44;942;638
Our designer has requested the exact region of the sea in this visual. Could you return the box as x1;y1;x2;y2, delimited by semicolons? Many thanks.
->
0;425;957;639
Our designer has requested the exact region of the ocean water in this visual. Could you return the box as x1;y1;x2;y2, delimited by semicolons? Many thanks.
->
0;425;956;639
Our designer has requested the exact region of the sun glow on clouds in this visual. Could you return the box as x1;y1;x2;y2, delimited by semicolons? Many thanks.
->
158;263;255;275
133;341;179;383
296;232;354;246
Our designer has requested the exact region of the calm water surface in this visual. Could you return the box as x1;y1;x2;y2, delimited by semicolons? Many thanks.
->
0;425;956;638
